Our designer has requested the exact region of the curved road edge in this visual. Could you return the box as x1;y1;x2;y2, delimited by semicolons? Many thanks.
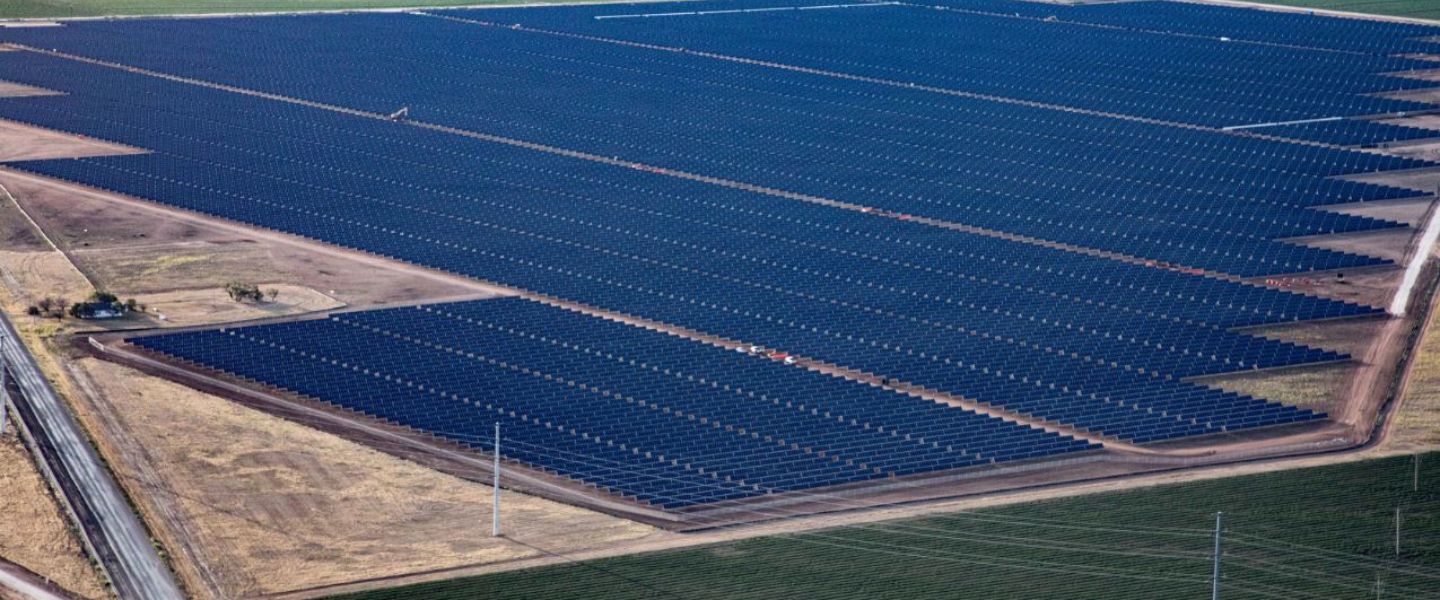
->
0;312;184;600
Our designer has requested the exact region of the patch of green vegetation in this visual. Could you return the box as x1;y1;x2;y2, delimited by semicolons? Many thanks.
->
1243;0;1440;20
1;0;608;19
331;453;1440;600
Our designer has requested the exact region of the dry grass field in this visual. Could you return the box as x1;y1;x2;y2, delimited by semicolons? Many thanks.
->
0;433;108;599
1389;296;1440;451
67;358;663;599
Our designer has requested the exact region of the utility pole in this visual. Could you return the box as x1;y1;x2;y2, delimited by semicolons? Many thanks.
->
492;422;502;538
1212;512;1224;600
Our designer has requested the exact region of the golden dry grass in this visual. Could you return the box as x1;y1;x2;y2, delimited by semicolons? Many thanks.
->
1199;363;1352;412
139;284;342;327
0;250;94;310
71;358;663;598
1390;307;1440;450
0;434;108;599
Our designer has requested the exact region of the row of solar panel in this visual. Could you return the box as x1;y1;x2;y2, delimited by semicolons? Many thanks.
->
462;0;1439;131
934;0;1440;56
0;27;1424;276
130;297;1098;508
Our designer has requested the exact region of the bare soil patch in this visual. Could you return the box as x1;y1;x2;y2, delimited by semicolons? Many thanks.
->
1386;114;1440;130
1247;265;1395;307
1392;69;1440;82
64;357;661;599
0;121;140;162
1341;165;1440;193
0;190;47;251
1378;86;1440;103
0;433;107;599
0;250;94;308
136;284;342;328
0;170;494;310
0;81;58;98
1286;226;1413;263
1239;314;1387;355
1322;197;1432;227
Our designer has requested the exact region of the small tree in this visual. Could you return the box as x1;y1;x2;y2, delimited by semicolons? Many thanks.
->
54;298;70;318
125;298;139;312
91;290;118;304
69;302;93;319
26;305;40;317
225;282;263;303
265;288;280;303
37;297;54;315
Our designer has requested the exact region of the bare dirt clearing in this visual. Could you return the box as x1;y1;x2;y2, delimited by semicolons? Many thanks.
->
0;81;57;98
65;357;663;599
1340;166;1440;193
1323;196;1431;226
0;169;496;310
1288;227;1414;264
0;120;140;162
134;284;342;327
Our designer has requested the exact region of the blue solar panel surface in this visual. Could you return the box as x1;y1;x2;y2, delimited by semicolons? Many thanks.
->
132;298;1098;508
0;0;1426;504
0;8;1432;274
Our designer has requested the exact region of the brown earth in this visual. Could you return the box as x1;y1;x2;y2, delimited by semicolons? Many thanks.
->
0;120;140;162
1340;166;1440;194
0;430;108;599
0;170;496;311
1323;197;1432;227
0;81;58;98
1288;227;1414;264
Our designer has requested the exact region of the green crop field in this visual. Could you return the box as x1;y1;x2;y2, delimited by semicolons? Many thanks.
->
1246;0;1440;20
331;454;1440;600
0;0;610;19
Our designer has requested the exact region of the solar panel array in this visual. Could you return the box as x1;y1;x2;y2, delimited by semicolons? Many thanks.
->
132;298;1097;508
0;0;1427;505
4;50;1350;436
473;0;1440;131
0;8;1430;275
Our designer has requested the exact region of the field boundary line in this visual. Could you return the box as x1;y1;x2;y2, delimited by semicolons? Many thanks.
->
0;181;97;292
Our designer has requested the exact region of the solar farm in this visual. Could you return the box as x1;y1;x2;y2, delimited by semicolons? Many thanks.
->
3;0;1440;596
